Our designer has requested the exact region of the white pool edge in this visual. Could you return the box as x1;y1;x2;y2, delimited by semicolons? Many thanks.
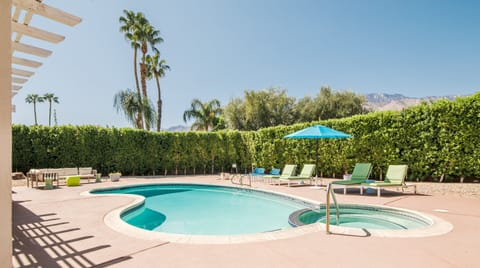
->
81;182;453;244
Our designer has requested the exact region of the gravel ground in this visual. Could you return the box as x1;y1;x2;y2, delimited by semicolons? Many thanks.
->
12;175;480;199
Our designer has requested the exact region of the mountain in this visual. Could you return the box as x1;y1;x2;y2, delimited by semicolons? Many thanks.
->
363;93;457;111
164;125;189;132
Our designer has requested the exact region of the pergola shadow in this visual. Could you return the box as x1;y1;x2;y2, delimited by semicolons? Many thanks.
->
12;201;131;267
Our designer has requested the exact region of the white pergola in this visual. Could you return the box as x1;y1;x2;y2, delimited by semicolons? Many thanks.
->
10;0;82;98
1;1;81;266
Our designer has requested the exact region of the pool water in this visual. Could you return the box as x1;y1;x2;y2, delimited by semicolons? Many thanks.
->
291;205;432;230
92;184;310;235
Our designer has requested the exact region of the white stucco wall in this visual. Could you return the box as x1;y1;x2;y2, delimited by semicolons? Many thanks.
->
0;0;13;266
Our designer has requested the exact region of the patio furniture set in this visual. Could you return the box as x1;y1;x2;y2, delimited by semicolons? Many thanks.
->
239;163;415;196
26;167;97;189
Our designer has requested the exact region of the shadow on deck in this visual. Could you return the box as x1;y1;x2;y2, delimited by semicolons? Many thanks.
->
12;200;131;267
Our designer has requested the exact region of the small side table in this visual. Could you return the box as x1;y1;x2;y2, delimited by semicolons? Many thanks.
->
364;179;375;194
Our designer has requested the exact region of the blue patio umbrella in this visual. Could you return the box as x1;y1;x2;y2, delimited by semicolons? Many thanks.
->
284;125;352;177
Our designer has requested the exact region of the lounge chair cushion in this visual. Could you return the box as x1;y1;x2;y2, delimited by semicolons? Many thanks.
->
278;164;315;186
249;168;265;176
350;163;373;181
269;168;281;176
332;163;372;186
361;165;408;187
283;164;315;180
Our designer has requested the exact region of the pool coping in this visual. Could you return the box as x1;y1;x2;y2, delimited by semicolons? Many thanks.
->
81;182;453;244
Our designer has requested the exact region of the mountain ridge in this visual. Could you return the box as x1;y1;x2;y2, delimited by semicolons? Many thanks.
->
363;93;458;111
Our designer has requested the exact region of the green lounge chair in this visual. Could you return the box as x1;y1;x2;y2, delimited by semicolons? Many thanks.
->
265;164;297;185
360;164;408;197
278;164;315;187
331;163;372;194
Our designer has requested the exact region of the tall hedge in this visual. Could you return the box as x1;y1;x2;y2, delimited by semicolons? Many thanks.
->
12;93;480;181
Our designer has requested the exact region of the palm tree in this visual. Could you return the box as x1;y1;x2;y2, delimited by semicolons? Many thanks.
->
119;10;147;129
43;93;59;127
183;99;223;131
138;23;163;99
25;94;44;125
114;89;156;129
146;53;170;131
138;23;163;131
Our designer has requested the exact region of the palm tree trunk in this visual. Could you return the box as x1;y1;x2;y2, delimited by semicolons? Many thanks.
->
154;73;162;131
140;61;150;131
140;63;148;98
140;42;150;131
133;48;143;129
33;101;37;125
48;101;52;126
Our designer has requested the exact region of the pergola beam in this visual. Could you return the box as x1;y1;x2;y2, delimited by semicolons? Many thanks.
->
13;0;82;27
12;67;34;77
12;6;21;22
12;85;22;91
12;42;52;57
12;76;27;84
13;11;34;42
12;56;42;68
12;21;65;44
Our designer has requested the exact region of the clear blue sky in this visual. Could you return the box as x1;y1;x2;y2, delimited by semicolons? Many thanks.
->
12;0;480;128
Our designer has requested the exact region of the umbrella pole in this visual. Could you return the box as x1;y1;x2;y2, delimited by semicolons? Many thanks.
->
315;139;319;185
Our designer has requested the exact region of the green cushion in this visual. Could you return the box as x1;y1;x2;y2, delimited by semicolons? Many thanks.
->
361;165;408;187
66;176;80;186
281;164;297;176
384;165;408;184
332;180;365;185
350;163;372;180
283;164;315;180
332;163;372;185
361;182;401;187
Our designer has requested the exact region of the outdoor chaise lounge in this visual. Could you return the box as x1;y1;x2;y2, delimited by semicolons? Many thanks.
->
262;168;281;183
360;164;414;196
278;164;315;187
331;163;372;194
266;164;297;185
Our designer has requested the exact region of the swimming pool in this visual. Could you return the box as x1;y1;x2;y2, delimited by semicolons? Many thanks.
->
91;184;313;235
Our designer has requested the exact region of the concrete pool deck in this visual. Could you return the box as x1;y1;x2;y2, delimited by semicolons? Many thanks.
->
12;176;480;267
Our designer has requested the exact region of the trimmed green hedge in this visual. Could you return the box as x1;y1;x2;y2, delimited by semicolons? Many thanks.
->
13;93;480;181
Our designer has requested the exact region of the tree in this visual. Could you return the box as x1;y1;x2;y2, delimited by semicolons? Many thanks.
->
120;10;163;130
114;89;156;129
224;98;246;130
224;88;296;130
25;94;44;125
146;53;170;131
138;23;163;100
295;86;367;122
183;99;223;131
119;10;145;129
137;22;163;131
43;93;59;127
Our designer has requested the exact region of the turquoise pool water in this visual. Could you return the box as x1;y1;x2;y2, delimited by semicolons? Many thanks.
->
290;205;432;230
92;184;310;235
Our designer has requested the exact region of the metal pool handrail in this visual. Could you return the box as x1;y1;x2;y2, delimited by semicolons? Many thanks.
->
230;174;251;187
325;182;340;234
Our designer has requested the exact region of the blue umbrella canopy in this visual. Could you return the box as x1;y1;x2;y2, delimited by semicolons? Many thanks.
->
284;125;351;139
284;125;351;178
